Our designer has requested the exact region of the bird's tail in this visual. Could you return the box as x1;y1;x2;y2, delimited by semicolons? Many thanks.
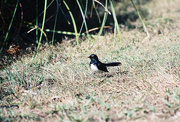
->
105;62;121;67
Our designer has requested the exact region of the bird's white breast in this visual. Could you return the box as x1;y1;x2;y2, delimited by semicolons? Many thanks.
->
90;64;99;71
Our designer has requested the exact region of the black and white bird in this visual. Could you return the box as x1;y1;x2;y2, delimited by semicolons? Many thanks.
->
88;54;121;72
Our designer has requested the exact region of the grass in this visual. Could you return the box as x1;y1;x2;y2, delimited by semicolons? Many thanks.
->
0;0;180;121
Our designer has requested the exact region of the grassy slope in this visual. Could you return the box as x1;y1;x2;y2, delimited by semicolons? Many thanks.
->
0;0;180;121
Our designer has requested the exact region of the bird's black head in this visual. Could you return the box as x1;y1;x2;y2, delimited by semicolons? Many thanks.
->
88;54;99;61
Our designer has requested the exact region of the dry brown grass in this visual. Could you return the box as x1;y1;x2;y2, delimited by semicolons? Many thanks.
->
1;0;180;121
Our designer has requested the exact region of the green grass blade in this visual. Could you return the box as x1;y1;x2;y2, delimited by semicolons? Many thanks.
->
130;0;150;38
27;26;101;38
76;0;90;40
63;0;79;45
0;0;20;54
97;0;108;36
110;0;122;43
33;0;47;59
93;1;101;24
34;0;55;21
51;0;59;45
36;0;39;44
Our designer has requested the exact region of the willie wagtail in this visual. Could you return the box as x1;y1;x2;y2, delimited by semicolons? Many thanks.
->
88;54;121;72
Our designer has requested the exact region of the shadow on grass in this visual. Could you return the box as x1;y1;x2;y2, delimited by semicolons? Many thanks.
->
100;71;129;78
0;105;19;109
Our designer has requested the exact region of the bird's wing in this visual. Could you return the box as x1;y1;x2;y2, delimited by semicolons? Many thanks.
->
97;63;108;72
